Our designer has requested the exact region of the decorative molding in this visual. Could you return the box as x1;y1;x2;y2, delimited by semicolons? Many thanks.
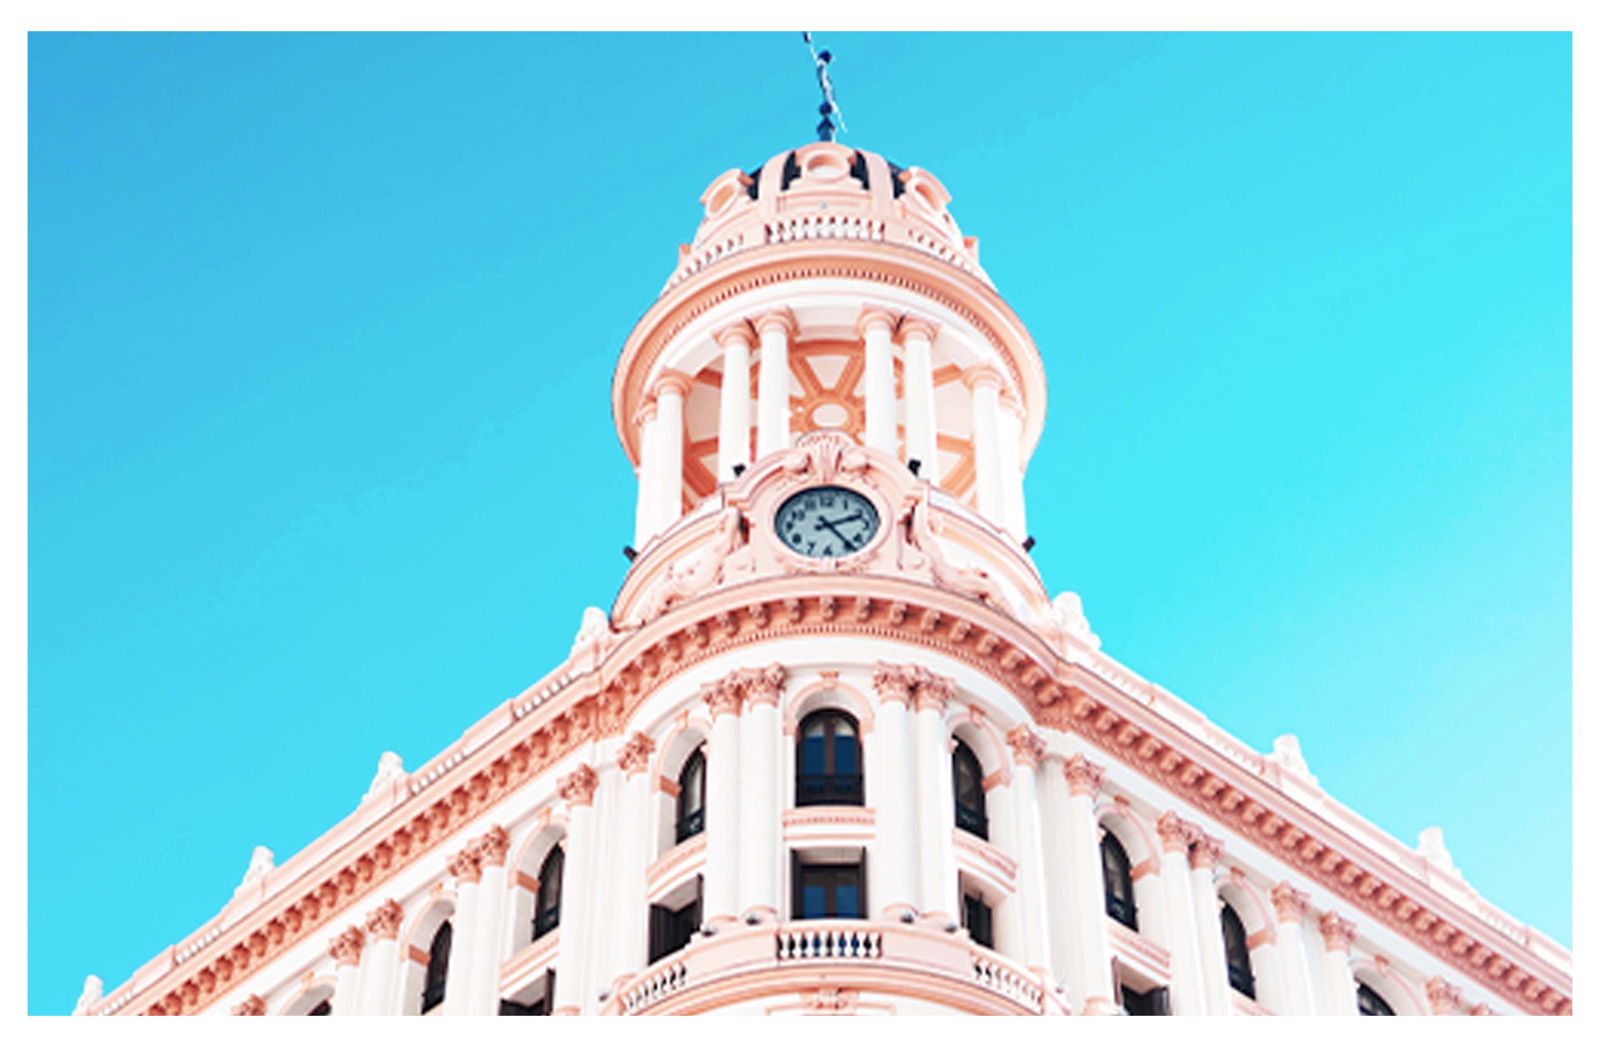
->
472;824;511;869
1061;754;1106;798
364;899;404;942
1005;725;1045;769
230;994;266;1016
1189;832;1225;871
108;585;1569;1016
1156;811;1199;853
1270;882;1310;924
327;926;364;968
1427;975;1464;1015
558;764;599;808
1318;911;1357;953
618;732;657;777
871;663;917;706
446;847;481;886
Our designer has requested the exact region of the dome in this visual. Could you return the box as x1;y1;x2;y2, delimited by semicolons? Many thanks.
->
664;141;989;293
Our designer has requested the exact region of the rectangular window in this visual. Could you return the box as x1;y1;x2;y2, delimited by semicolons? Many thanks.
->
962;893;995;949
648;884;703;963
498;970;555;1016
791;855;866;919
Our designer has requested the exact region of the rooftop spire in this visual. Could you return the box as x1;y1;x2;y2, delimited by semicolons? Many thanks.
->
802;32;847;142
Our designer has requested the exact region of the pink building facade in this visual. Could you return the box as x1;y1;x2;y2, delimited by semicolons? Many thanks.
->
75;141;1571;1018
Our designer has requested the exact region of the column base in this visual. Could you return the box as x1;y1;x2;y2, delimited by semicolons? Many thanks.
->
878;902;919;923
1082;996;1120;1015
738;905;779;926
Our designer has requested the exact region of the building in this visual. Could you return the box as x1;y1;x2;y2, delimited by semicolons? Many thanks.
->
74;138;1571;1017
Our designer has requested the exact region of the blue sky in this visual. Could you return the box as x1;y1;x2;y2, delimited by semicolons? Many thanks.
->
28;32;1570;1014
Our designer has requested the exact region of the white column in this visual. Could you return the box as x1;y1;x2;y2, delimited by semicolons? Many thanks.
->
714;325;753;480
1155;812;1206;1016
901;317;940;481
869;666;920;919
1270;882;1318;1015
1316;912;1360;1015
651;371;691;535
702;675;743;925
466;827;511;1015
442;849;480;1016
552;765;598;1015
755;310;795;457
1035;759;1075;991
632;398;659;547
1188;835;1231;1015
327;926;365;1016
1005;727;1051;974
987;777;1025;950
912;675;958;920
357;899;403;1015
998;390;1028;541
859;307;897;454
964;366;1005;523
1060;755;1116;1014
610;734;657;984
738;666;785;921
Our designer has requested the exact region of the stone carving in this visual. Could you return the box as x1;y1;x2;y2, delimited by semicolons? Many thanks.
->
902;494;1004;608
558;763;599;807
327;925;365;967
230;993;266;1016
618;731;657;776
1427;975;1464;1014
235;846;275;894
1270;881;1310;923
1271;734;1313;779
1189;833;1225;871
73;975;103;1016
363;752;407;804
473;824;511;869
1318;911;1357;952
871;663;918;705
365;898;404;941
630;506;750;625
804;986;859;1014
702;664;788;718
1417;827;1461;877
1005;725;1046;769
779;429;871;485
447;847;482;886
1156;811;1199;852
568;606;615;669
1050;591;1101;650
1062;753;1106;797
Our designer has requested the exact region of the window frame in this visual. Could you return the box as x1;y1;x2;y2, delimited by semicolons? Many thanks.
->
675;747;706;844
1100;830;1139;931
420;919;452;1015
1220;902;1256;1000
952;739;989;839
533;846;564;940
795;710;864;806
791;853;867;920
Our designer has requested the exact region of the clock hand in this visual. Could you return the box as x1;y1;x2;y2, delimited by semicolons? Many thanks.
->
816;516;860;551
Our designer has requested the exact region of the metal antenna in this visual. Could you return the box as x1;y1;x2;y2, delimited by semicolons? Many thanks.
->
802;32;847;142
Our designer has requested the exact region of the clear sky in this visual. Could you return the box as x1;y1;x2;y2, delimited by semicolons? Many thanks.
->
28;32;1570;1014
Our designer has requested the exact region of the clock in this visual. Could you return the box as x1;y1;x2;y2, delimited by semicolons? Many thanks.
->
774;485;881;559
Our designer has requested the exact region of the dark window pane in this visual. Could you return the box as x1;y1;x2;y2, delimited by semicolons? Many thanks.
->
796;711;864;806
307;999;331;1016
1101;832;1138;931
534;847;564;939
1220;904;1255;999
1357;983;1395;1016
422;920;452;1013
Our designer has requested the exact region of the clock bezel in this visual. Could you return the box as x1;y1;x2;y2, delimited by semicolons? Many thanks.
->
771;482;886;564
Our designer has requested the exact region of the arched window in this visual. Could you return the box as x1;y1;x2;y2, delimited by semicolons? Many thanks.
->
1220;903;1255;999
1100;830;1138;931
307;999;331;1016
421;920;452;1014
676;748;706;843
1357;982;1395;1016
952;740;988;838
796;710;862;806
534;847;564;939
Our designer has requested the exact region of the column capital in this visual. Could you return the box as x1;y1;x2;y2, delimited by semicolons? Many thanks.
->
914;669;955;712
447;846;482;886
701;674;744;718
364;898;405;941
1426;975;1464;1015
328;925;365;967
557;763;599;807
618;731;657;777
753;308;798;339
1189;831;1225;870
855;306;898;339
872;663;918;706
741;663;787;707
713;321;755;349
651;369;695;400
1317;910;1357;953
471;824;511;869
230;994;266;1016
1061;752;1106;796
999;387;1024;416
898;315;940;344
1005;724;1046;769
962;363;1004;392
1270;880;1310;923
1156;810;1200;853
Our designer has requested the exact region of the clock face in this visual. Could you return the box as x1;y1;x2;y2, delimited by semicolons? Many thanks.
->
774;486;881;559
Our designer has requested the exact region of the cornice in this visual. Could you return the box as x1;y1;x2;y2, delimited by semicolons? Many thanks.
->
106;574;1570;1016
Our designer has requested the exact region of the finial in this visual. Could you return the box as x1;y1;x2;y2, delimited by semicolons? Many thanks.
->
802;32;847;142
